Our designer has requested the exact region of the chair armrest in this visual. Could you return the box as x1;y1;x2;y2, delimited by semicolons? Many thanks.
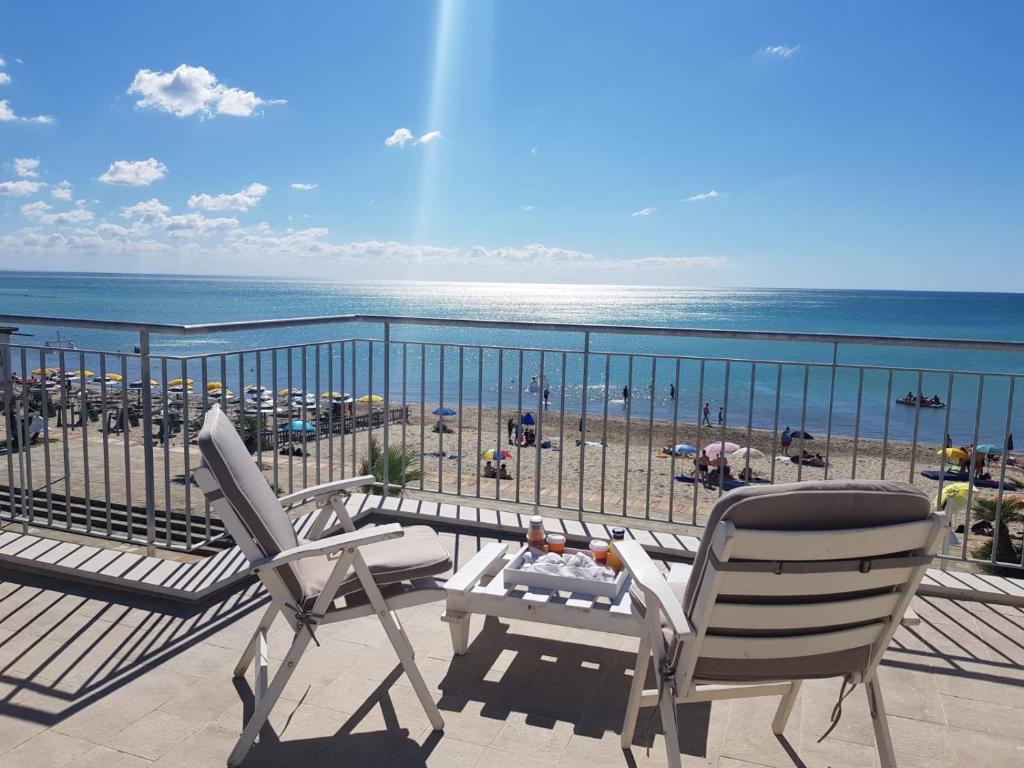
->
251;523;403;570
901;607;920;628
277;475;375;506
616;540;694;640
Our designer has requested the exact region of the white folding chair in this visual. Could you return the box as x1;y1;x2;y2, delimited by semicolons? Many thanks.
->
618;480;945;768
194;404;451;766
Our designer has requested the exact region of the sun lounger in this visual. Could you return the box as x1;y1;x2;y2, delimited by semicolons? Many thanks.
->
617;480;945;768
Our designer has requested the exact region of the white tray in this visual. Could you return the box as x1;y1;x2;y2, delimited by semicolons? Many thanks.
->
501;545;628;599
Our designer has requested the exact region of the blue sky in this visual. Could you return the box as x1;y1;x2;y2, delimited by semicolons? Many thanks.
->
0;1;1021;289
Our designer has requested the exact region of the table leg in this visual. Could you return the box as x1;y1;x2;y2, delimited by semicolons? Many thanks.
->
446;610;472;655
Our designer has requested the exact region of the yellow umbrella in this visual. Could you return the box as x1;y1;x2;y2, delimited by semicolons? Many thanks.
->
937;482;972;508
321;391;342;399
937;447;968;460
168;378;194;387
278;388;293;397
357;394;383;403
67;370;94;378
31;367;58;376
104;372;124;382
206;381;224;391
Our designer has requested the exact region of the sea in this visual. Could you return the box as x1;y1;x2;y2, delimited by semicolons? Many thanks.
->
2;271;1023;446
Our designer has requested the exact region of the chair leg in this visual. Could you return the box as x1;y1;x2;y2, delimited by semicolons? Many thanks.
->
227;626;312;768
866;678;897;768
772;680;802;735
234;603;280;678
621;636;651;748
657;681;683;768
377;606;445;731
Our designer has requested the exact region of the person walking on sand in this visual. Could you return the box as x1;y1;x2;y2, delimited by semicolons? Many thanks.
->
781;426;792;455
543;386;550;408
702;402;711;426
717;406;723;426
669;383;675;400
622;385;630;403
507;417;514;444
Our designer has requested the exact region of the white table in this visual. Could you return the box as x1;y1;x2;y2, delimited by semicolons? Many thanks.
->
441;542;640;654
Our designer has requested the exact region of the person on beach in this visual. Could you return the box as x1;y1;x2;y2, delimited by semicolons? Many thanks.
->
669;383;675;399
697;450;710;480
717;406;723;425
702;402;711;426
507;418;514;443
483;460;496;478
944;433;953;449
543;387;550;408
623;385;630;402
499;463;512;480
781;427;792;455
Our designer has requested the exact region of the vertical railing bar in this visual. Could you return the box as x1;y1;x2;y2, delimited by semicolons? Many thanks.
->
180;358;192;549
139;335;156;553
2;344;14;525
367;340;375;493
286;348;294;494
880;370;894;479
495;350;505;503
534;352;545;509
351;340;358;477
381;325;391;496
769;364;782;485
716;361;731;497
577;331;591;519
622;354;634;517
59;349;72;529
437;343;445;493
692;360;706;524
851;368;864;479
18;348;34;529
200;356;210;548
77;351;91;533
401;341;409;492
667;358;681;524
161;358;170;543
339;341;347;479
327;342;335;483
743;363;756;481
38;349;54;525
254;351;263;475
515;349;524;504
643;358;656;519
119;353;132;543
796;365;809;483
961;375;986;561
314;344;322;486
556;351;567;510
936;373;954;505
908;370;925;482
457;346;465;496
823;343;838;480
419;342;426;492
599;355;611;515
98;354;110;534
990;376;1016;566
475;346;483;500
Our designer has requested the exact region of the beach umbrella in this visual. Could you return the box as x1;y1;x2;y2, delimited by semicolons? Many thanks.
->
481;448;512;461
67;370;94;379
703;441;740;457
790;430;814;440
206;381;224;391
937;482;972;508
731;446;765;461
433;406;457;417
278;388;294;398
672;444;697;456
938;447;968;460
357;394;383;403
31;367;58;376
104;372;124;382
521;412;536;426
168;378;193;387
976;444;1002;455
129;379;159;388
285;420;315;433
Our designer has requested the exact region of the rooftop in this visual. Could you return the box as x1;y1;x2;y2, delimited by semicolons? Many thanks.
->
2;527;1023;768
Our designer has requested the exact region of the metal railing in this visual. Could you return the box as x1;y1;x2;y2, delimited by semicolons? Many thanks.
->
1;312;1022;575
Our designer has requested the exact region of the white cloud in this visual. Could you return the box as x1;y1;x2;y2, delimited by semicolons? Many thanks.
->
188;182;268;212
522;205;534;211
39;208;94;226
0;99;53;124
685;190;720;202
0;179;45;196
631;207;656;217
385;128;443;147
385;128;415;147
128;64;285;118
14;158;39;178
20;200;51;218
99;158;167;186
122;198;171;220
0;57;6;67
290;182;318;191
51;180;72;200
760;44;799;58
0;73;10;86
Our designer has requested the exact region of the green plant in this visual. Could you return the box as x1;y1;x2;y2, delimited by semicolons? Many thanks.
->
238;416;261;454
359;437;421;491
971;495;1024;575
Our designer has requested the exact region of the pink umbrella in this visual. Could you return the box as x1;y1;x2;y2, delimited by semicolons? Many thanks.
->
703;441;740;457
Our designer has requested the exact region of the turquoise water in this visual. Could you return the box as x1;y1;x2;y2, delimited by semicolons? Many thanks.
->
2;271;1023;444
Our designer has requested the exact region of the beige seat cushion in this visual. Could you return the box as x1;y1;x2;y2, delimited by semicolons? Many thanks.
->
298;525;451;605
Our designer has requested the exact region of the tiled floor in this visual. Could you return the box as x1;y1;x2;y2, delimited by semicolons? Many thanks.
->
1;530;1022;767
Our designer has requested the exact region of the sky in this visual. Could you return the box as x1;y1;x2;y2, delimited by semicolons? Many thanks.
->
0;1;1021;289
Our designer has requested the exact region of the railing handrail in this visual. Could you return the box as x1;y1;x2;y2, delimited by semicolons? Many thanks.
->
4;312;1024;353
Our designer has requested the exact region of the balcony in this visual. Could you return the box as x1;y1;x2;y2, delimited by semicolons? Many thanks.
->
1;313;1023;766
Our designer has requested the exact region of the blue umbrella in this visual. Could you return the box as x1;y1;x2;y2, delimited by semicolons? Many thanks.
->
433;407;457;417
976;444;1002;455
521;412;536;426
672;444;697;456
285;420;315;433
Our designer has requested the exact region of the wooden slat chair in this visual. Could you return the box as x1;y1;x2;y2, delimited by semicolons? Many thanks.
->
618;480;945;768
194;404;451;767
